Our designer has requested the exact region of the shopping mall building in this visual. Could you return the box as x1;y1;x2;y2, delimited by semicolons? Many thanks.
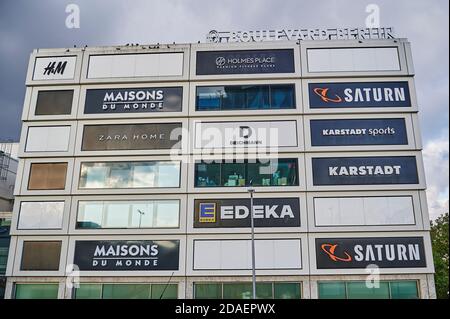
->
4;28;436;299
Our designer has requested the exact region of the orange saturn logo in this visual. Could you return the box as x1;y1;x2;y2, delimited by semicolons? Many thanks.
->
321;243;352;262
313;87;343;103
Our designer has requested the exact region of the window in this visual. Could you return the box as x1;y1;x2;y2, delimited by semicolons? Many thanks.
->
28;163;67;190
14;283;59;299
25;126;70;152
76;200;180;229
18;201;65;230
196;84;295;111
194;282;301;299
0;237;10;275
318;281;419;299
195;159;298;187
314;196;415;226
35;90;73;115
74;283;178;299
79;161;180;189
20;241;61;271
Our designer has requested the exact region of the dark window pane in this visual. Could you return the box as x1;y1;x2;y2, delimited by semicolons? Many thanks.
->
318;282;346;299
195;283;222;299
75;284;102;299
195;162;220;187
15;284;59;299
271;85;295;109
102;284;150;299
347;281;390;299
35;90;73;115
390;281;419;299
151;284;178;299
196;85;295;111
20;241;61;271
274;283;301;299
28;163;67;190
223;283;253;299
221;163;246;187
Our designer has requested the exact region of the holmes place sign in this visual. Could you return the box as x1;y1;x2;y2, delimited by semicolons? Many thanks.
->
206;27;395;43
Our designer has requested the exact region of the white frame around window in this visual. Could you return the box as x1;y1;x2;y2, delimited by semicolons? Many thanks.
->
188;78;303;117
72;156;187;195
18;122;77;158
26;85;80;121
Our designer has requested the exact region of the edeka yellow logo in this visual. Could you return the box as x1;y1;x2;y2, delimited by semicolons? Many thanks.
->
199;203;216;223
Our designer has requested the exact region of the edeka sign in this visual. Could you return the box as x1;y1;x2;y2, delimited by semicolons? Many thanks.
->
196;49;295;75
81;123;182;151
312;156;419;185
308;82;411;108
74;240;180;271
84;87;183;114
310;118;408;146
315;237;426;269
194;198;300;228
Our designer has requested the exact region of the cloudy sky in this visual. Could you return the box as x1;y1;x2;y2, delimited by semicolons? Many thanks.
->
0;0;448;219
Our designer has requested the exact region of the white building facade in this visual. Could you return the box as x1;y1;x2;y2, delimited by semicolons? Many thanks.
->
4;36;436;299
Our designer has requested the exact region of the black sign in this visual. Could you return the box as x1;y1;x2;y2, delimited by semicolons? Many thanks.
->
308;82;411;108
74;240;180;271
194;198;300;228
43;61;67;75
84;87;183;114
312;156;419;185
81;123;182;151
196;49;295;75
316;237;426;269
310;118;408;146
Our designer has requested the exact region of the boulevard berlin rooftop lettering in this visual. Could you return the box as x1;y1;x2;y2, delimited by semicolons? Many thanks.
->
206;27;395;43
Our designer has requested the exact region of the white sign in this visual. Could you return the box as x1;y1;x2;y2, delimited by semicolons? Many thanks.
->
194;120;298;149
206;27;395;43
33;56;77;80
87;53;184;79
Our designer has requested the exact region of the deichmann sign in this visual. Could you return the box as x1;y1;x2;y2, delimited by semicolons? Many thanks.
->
308;82;411;108
312;156;419;185
194;120;298;149
196;49;295;75
316;237;426;269
310;118;408;146
194;198;300;228
73;240;180;271
84;87;183;114
32;56;77;80
81;123;182;151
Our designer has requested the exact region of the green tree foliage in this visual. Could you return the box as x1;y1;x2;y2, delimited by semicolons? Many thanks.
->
431;212;449;299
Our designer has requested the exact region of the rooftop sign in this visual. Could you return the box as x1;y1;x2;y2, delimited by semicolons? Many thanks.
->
206;27;395;43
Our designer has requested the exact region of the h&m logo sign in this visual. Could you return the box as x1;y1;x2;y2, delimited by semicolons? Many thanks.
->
43;61;68;75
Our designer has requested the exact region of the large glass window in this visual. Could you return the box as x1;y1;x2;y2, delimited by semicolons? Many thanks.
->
28;163;67;190
77;200;180;229
79;161;180;189
35;90;73;115
194;282;301;299
196;84;295;111
318;281;419;299
74;283;178;299
0;220;10;277
18;201;65;230
14;283;59;299
195;159;298;187
20;241;61;271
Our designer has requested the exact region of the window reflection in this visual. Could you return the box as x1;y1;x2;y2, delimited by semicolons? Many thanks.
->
196;84;295;111
195;159;298;187
77;200;180;229
79;161;180;189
